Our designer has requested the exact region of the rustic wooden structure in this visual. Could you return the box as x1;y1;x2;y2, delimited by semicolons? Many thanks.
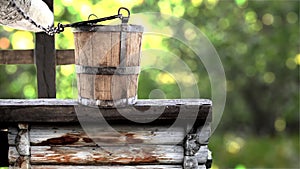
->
0;99;212;168
73;24;143;106
0;0;213;168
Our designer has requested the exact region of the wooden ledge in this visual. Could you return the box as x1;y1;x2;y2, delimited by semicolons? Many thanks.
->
0;99;212;123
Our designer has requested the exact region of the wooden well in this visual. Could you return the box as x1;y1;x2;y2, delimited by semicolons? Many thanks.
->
73;24;143;107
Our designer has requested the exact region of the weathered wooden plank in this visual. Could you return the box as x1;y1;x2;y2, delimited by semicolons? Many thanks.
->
0;99;212;123
0;99;211;106
9;125;185;146
10;145;184;165
55;49;75;65
0;50;33;64
9;145;209;165
0;50;74;65
26;165;185;169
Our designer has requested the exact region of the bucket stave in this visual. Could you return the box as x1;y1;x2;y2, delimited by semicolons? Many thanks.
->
73;24;143;107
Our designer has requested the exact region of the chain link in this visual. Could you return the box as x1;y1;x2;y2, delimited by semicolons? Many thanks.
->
10;0;130;36
10;0;58;35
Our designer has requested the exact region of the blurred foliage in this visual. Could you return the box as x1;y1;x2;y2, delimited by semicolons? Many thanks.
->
209;133;299;168
0;0;299;168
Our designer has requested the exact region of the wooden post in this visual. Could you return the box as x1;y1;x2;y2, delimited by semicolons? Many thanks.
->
23;0;54;168
34;0;56;98
184;113;212;169
14;124;31;169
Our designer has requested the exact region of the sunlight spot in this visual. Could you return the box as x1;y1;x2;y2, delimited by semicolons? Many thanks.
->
2;26;14;32
236;43;248;55
225;134;245;154
245;11;257;24
0;37;10;49
81;5;92;18
262;13;274;25
174;72;198;86
61;0;73;6
170;0;183;4
157;72;176;84
285;57;296;70
54;3;65;18
274;117;286;132
294;54;300;65
173;5;185;17
250;21;262;32
60;65;75;77
184;28;197;41
148;89;166;99
263;72;275;84
23;85;36;98
226;140;241;154
142;35;165;50
191;0;203;7
205;0;219;9
11;31;34;49
19;72;31;83
5;65;17;74
219;18;230;29
158;1;172;16
235;164;247;169
235;0;247;8
286;12;298;24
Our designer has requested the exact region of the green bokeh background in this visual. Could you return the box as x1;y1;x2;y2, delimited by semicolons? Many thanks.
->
0;0;299;168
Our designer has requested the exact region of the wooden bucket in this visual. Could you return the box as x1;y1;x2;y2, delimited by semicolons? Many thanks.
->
73;24;143;107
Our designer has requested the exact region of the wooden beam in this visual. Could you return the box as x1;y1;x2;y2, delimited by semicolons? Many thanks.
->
8;124;186;146
35;0;55;98
55;49;75;65
10;145;184;165
29;165;186;169
0;50;33;64
0;99;211;123
0;50;75;65
9;145;209;165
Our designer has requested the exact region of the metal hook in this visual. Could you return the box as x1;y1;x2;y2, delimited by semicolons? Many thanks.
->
88;14;98;21
118;7;130;23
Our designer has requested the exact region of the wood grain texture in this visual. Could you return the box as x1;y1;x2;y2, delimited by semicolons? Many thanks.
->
74;29;142;103
0;99;211;123
0;50;33;64
35;32;56;98
29;165;186;169
0;50;74;65
56;50;75;65
9;145;209;165
34;0;55;99
8;125;186;146
10;145;184;165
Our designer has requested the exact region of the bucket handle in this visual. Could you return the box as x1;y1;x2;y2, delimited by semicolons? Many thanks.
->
53;7;130;34
118;7;130;23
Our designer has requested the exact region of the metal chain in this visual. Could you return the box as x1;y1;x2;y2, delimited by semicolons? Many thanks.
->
10;0;58;36
10;1;130;36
